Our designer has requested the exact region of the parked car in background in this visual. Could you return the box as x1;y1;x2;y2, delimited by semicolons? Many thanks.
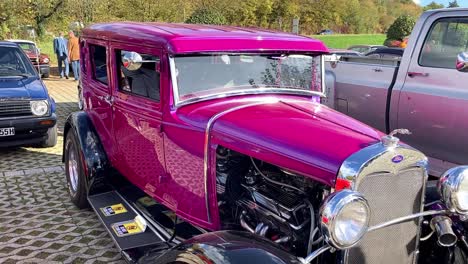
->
324;8;468;177
365;47;404;59
0;41;57;147
7;39;51;78
329;49;362;57
64;22;468;264
347;45;385;54
317;29;333;35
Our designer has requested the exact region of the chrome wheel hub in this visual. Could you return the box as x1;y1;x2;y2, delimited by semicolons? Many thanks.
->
68;145;79;193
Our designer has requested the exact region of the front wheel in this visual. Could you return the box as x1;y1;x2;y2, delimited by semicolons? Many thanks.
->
64;131;88;209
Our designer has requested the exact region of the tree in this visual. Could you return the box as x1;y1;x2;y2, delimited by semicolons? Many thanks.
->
448;1;459;8
186;8;227;25
386;15;416;41
423;1;444;11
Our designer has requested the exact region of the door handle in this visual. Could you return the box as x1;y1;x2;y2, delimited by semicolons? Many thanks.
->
408;72;429;78
373;68;383;72
98;95;114;105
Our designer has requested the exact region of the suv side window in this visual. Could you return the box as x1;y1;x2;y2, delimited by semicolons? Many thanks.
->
116;50;160;101
90;45;108;84
419;18;468;69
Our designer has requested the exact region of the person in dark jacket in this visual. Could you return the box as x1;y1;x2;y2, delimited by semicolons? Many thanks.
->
53;32;69;79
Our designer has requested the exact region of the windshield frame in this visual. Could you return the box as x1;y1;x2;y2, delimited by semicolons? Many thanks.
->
169;53;326;108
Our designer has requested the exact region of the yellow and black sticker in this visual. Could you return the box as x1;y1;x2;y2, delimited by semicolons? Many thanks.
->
111;220;143;237
137;196;157;207
100;203;128;217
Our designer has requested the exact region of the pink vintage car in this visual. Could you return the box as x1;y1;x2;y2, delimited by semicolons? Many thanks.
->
63;23;468;264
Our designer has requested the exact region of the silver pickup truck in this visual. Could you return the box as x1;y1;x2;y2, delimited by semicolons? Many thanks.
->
324;8;468;177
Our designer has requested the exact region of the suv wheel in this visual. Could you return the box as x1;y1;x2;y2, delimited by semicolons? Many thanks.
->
40;124;57;147
64;131;88;209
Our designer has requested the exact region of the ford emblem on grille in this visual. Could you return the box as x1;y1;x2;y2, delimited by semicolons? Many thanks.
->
392;155;404;163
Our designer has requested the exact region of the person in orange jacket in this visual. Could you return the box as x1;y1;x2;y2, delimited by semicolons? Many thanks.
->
67;30;80;81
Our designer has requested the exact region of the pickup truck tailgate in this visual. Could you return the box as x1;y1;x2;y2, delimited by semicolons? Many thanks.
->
324;57;399;133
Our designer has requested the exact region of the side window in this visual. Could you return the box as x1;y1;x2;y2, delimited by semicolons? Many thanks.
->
419;18;468;69
115;50;160;101
90;45;108;84
80;40;86;73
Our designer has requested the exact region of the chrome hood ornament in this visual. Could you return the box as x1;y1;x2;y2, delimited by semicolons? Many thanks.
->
381;129;411;147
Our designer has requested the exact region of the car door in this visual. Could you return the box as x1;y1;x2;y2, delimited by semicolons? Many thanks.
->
109;44;166;194
83;40;116;161
397;13;468;175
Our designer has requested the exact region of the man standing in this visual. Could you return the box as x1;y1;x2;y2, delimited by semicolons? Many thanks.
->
67;30;80;81
54;32;69;79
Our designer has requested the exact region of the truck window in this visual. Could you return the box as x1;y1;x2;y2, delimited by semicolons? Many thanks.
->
90;44;108;84
419;18;468;69
116;50;160;101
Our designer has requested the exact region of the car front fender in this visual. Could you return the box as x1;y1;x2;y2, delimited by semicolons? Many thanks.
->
148;231;301;264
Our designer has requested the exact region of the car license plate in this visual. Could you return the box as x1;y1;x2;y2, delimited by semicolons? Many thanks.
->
0;127;15;137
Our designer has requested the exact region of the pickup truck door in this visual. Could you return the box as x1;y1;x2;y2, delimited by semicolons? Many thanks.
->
397;13;468;175
109;45;166;195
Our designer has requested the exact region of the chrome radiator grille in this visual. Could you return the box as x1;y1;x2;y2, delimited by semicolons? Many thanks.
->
346;167;425;264
0;101;32;118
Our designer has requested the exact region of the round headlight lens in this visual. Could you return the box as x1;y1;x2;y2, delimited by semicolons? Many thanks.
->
320;190;370;249
439;166;468;215
42;57;49;63
30;100;48;116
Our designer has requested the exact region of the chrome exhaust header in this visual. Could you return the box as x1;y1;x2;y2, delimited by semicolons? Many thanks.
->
431;216;457;247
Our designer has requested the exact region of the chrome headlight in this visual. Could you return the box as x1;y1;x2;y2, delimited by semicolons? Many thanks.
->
320;190;370;249
439;166;468;215
30;100;49;116
42;57;50;63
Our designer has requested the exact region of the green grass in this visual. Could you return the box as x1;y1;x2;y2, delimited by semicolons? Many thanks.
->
310;34;386;49
36;36;56;65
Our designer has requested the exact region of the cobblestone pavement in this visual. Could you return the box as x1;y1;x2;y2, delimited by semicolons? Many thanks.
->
0;77;124;263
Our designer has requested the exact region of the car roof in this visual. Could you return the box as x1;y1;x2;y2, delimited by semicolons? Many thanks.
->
83;22;329;54
6;39;35;44
0;41;20;47
367;47;404;55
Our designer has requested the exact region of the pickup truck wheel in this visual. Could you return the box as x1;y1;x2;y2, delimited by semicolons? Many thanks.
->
65;132;88;209
40;124;57;148
42;72;50;78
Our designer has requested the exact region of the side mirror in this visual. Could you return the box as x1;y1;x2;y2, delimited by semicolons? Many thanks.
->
456;52;468;72
122;51;160;71
122;51;143;71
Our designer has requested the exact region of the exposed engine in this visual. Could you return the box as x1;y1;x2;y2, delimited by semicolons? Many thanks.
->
216;146;329;256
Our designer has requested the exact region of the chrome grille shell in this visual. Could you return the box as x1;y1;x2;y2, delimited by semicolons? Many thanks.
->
336;142;428;264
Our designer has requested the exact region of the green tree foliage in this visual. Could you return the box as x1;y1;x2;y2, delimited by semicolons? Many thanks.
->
386;14;416;41
423;1;444;11
0;0;423;39
448;1;460;8
185;8;227;25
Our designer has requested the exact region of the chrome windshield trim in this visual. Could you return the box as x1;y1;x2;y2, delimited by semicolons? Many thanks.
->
368;210;449;232
169;54;326;109
204;100;278;223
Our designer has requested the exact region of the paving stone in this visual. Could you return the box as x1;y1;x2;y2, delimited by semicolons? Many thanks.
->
0;77;124;263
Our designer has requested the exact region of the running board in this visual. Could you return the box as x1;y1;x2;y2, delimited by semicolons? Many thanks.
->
88;191;166;252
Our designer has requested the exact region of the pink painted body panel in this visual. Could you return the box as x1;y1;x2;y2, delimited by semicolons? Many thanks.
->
82;23;329;54
163;95;383;229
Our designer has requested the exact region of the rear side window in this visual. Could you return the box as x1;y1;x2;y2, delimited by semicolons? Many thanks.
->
90;45;108;84
80;40;86;73
419;18;468;69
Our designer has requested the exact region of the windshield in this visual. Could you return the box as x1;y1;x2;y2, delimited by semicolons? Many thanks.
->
173;53;323;104
0;47;37;77
16;42;39;54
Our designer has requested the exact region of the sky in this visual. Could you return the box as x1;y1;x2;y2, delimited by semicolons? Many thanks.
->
413;0;468;7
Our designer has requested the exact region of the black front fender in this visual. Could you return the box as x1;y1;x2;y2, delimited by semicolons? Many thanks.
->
145;231;301;264
63;111;110;194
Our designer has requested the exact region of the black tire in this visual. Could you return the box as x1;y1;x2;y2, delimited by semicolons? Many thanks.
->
42;72;50;78
64;131;88;209
40;124;57;148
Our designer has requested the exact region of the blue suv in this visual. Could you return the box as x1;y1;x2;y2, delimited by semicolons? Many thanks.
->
0;41;57;147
